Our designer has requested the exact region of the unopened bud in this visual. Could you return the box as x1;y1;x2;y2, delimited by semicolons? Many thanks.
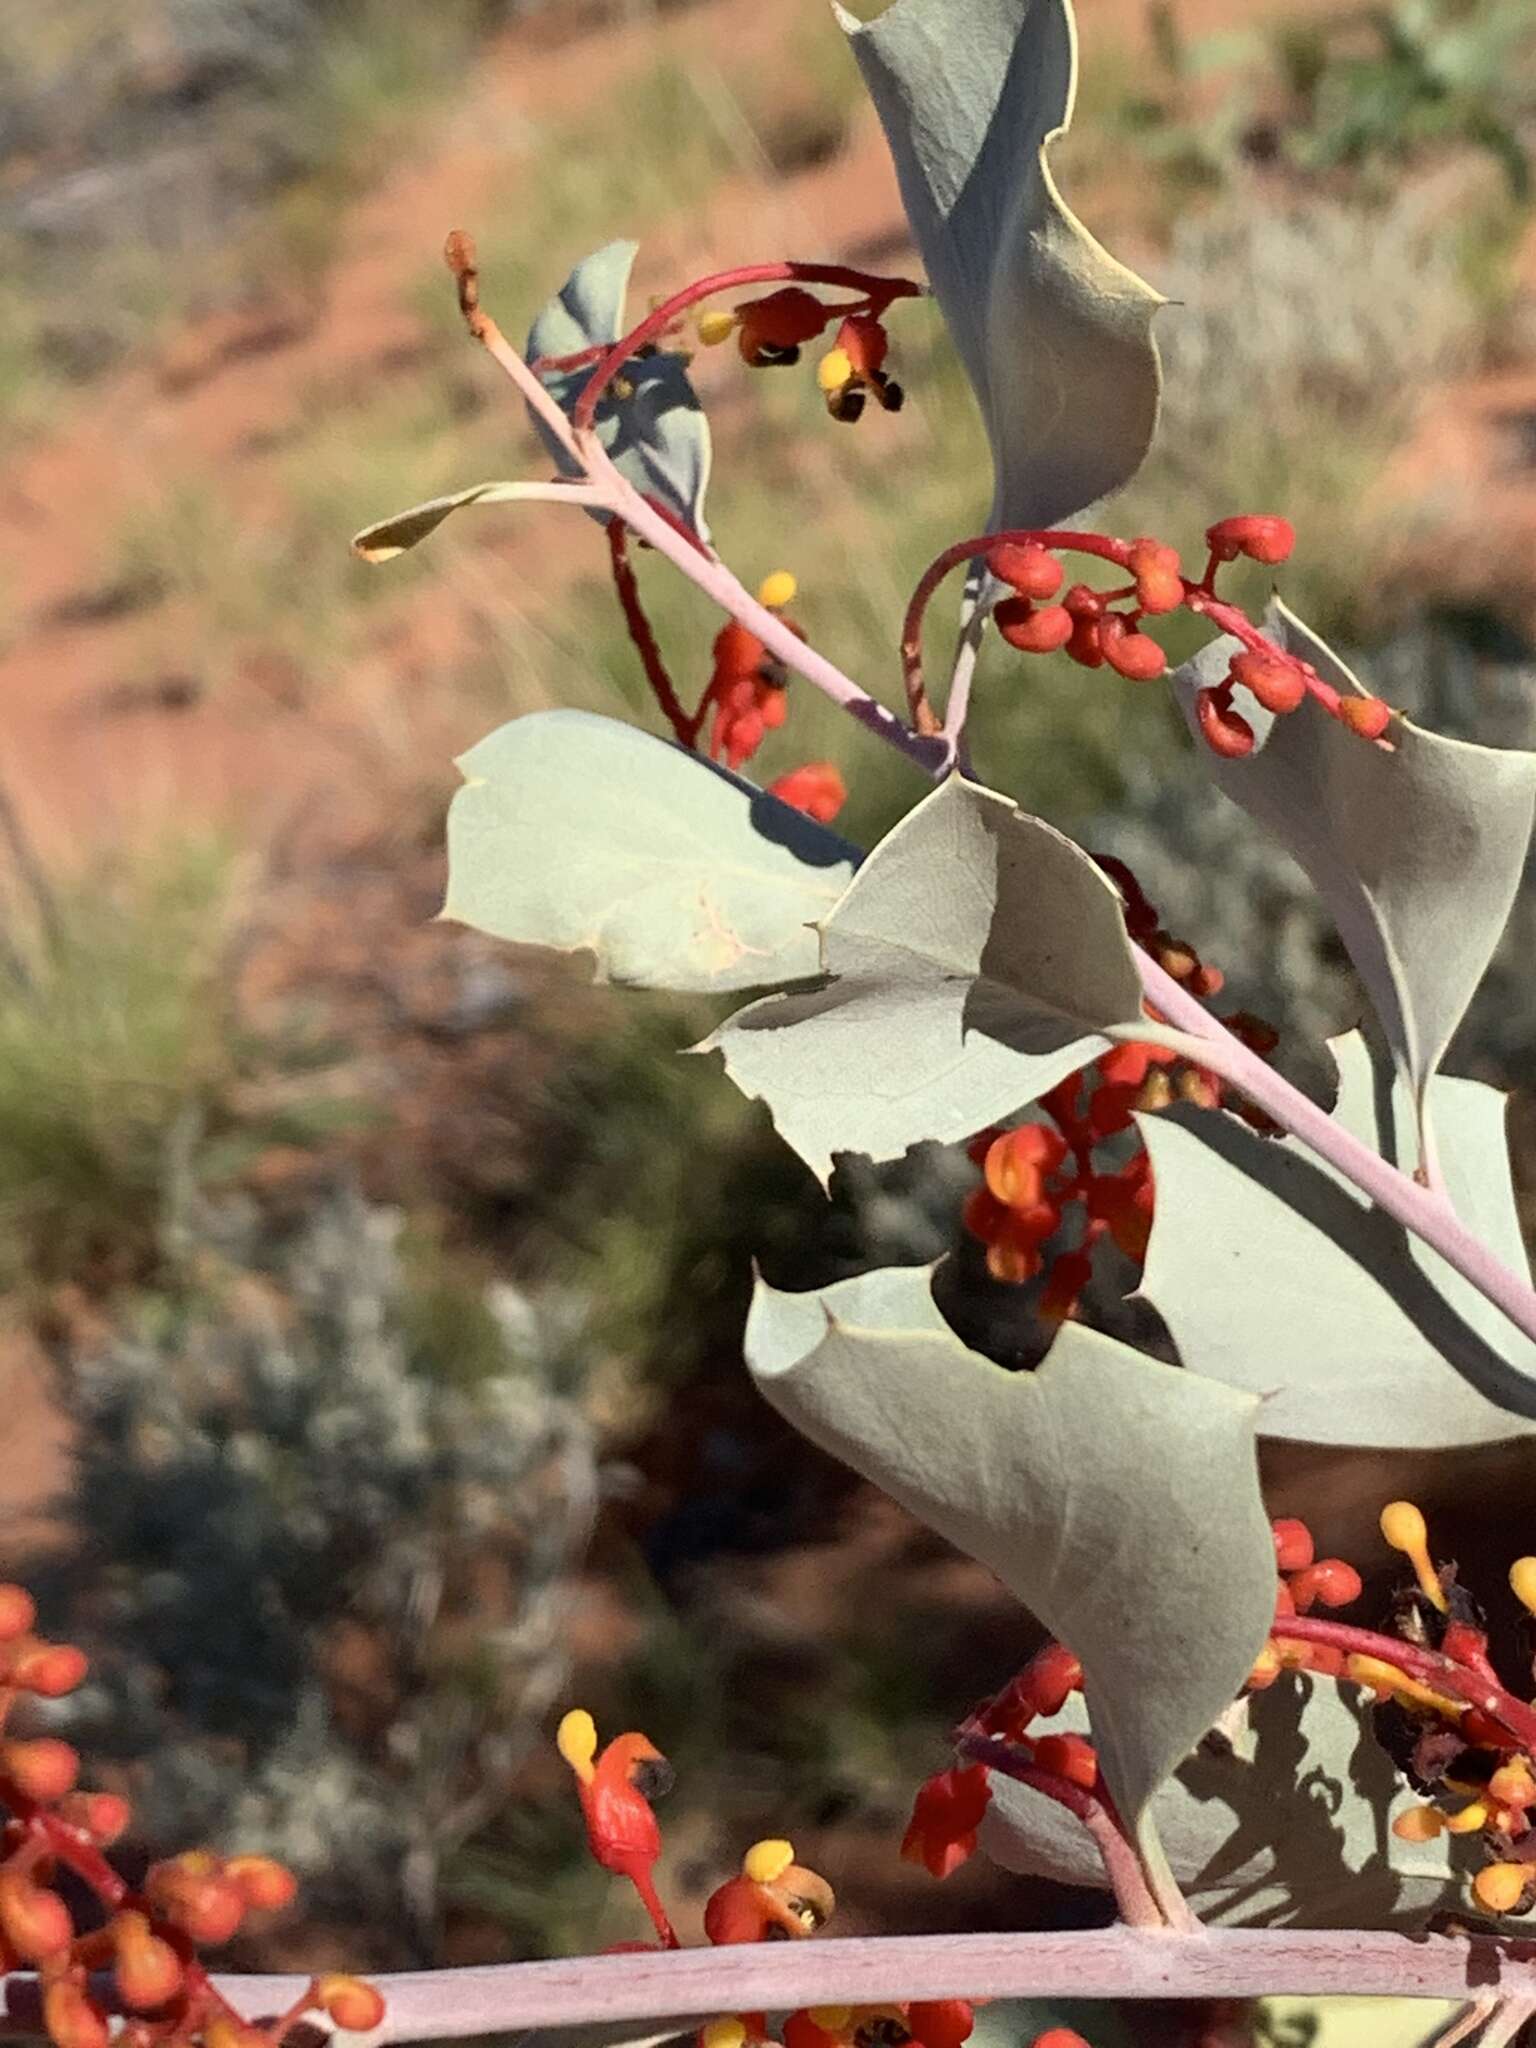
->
316;1975;387;2032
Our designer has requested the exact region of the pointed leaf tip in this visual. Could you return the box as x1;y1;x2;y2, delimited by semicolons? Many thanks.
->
747;1263;1274;1832
843;0;1162;529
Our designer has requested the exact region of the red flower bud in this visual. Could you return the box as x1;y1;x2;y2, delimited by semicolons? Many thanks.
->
1231;649;1306;715
1127;538;1184;615
1033;1732;1098;1790
987;542;1063;602
768;763;847;824
1196;689;1256;759
996;599;1074;654
901;1765;991;1880
43;1982;111;2048
0;1587;36;1642
224;1856;298;1913
0;1871;72;1961
1100;619;1167;682
909;2001;976;2048
112;1911;185;2011
1205;515;1295;565
1337;695;1392;740
1271;1518;1314;1574
1019;1644;1083;1718
316;1976;387;2032
1289;1560;1362;1613
2;1738;79;1802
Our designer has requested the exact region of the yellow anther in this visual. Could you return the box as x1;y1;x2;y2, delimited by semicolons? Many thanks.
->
556;1708;598;1783
742;1837;795;1885
1248;1644;1282;1681
810;2012;852;2034
1344;1654;1465;1719
1474;1862;1528;1915
1442;1800;1491;1835
817;347;854;394
698;310;738;347
1510;1556;1536;1619
1392;1805;1446;1843
1380;1500;1448;1612
756;571;798;611
702;2022;747;2048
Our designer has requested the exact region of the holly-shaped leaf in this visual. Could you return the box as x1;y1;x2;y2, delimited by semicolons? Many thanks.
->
1172;601;1536;1108
527;240;712;539
705;775;1177;1183
745;1264;1275;1841
444;711;857;993
1138;1031;1536;1446
981;1674;1464;1928
839;0;1162;528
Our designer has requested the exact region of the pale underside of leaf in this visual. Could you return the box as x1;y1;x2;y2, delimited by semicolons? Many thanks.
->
706;775;1182;1182
980;1675;1464;1929
350;481;588;562
525;240;712;539
1138;1031;1536;1447
1172;600;1536;1110
838;0;1163;530
443;710;858;993
745;1264;1274;1838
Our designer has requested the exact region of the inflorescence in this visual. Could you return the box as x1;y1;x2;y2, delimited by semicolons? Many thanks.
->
0;1585;383;2048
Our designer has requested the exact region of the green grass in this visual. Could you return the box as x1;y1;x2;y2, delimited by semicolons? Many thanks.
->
0;832;243;1289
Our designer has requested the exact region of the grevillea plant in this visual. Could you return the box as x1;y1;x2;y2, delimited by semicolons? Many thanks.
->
341;0;1536;2038
10;1;1536;2046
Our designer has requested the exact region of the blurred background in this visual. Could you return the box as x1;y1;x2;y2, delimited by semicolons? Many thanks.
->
2;0;1536;2028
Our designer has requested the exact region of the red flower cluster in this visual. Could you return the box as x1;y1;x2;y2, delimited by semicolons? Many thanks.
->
0;1585;381;2048
781;2001;973;2048
902;1644;1087;1881
700;291;903;427
964;858;1282;1314
707;575;801;771
1252;1500;1536;1919
977;515;1394;759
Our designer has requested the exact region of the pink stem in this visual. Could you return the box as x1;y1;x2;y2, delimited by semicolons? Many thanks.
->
957;1737;1166;1930
1140;953;1536;1356
571;261;923;436
165;1933;1536;2038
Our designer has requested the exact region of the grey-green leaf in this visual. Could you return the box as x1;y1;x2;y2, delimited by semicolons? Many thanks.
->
444;710;857;992
705;775;1174;1182
839;0;1162;528
351;480;588;562
1138;1031;1536;1446
526;240;711;539
745;1264;1274;1835
981;1675;1462;1928
1173;601;1536;1105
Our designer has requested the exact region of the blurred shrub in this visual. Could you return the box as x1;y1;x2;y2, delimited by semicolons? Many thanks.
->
36;1179;595;1962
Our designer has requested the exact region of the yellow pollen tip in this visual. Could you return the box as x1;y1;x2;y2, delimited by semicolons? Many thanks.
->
810;2012;852;2034
1474;1862;1528;1915
1392;1806;1445;1843
817;347;854;394
556;1708;598;1782
1380;1499;1448;1612
1443;1800;1491;1835
1510;1556;1536;1618
1344;1654;1464;1719
702;2023;746;2048
743;1838;795;1885
756;571;797;611
698;310;738;347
